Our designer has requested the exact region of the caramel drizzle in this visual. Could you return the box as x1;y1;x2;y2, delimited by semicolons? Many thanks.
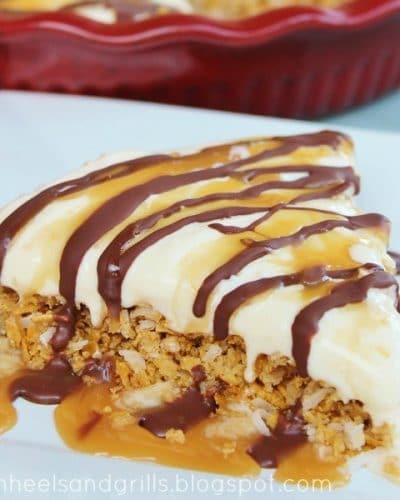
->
98;171;356;317
209;205;345;235
193;213;389;317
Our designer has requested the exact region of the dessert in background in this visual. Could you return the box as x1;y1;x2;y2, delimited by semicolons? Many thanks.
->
0;131;400;482
0;0;194;22
0;0;353;22
192;0;351;19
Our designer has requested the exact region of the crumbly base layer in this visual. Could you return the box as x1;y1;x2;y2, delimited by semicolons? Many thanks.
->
0;287;390;458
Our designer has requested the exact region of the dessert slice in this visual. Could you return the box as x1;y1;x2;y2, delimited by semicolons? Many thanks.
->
0;131;400;481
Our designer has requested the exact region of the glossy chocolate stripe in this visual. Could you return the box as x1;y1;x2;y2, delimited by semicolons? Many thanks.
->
9;356;81;405
0;154;170;275
213;266;364;340
292;270;399;376
248;403;306;468
194;213;389;317
51;303;76;352
139;387;217;437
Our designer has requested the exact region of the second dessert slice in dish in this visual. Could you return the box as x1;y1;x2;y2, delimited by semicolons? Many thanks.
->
0;0;354;23
0;130;399;481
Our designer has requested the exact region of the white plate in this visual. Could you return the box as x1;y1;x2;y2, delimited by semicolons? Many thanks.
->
0;91;399;500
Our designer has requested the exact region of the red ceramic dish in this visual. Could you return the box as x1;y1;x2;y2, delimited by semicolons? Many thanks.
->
0;0;399;118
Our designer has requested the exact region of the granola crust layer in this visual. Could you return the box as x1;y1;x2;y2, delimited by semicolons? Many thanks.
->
0;286;390;459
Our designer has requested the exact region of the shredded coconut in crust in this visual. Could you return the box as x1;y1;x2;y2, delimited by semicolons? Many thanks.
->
0;286;391;461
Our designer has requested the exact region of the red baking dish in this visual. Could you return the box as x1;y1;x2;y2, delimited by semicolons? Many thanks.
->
0;0;399;118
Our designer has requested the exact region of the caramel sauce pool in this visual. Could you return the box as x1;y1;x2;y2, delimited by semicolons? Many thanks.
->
1;375;350;485
0;374;19;435
54;383;260;476
54;383;347;484
275;443;349;488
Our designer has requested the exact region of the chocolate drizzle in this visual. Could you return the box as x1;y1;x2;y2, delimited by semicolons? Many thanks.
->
292;269;398;376
0;154;169;275
191;365;207;386
139;387;217;437
248;404;306;468
94;133;354;310
9;356;81;405
98;168;356;316
100;204;273;316
194;213;389;318
51;304;76;352
213;266;364;341
81;357;115;383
